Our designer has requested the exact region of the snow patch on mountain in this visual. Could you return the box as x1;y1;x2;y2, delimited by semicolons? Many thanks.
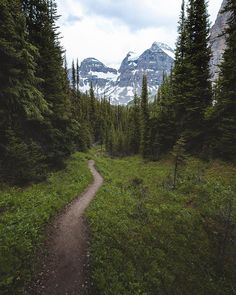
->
127;51;142;62
71;42;174;105
88;71;118;81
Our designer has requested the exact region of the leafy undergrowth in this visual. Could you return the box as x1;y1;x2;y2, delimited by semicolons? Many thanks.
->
87;149;236;295
0;152;92;295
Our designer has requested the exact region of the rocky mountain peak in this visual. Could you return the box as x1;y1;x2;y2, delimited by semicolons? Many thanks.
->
80;58;117;75
71;42;174;104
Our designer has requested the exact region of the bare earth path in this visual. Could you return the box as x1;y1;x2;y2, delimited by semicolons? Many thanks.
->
31;160;103;295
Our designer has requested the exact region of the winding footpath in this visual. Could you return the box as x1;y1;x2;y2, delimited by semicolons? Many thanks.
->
31;160;103;295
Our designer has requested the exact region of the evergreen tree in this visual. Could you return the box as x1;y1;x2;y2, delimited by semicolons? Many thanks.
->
72;59;76;91
22;0;73;167
76;58;80;94
89;82;97;139
172;0;188;135
210;0;236;162
129;93;141;154
171;0;212;153
182;0;212;152
149;74;176;159
0;0;49;183
140;75;150;158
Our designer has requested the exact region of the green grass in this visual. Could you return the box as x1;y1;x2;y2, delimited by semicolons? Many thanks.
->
87;150;236;295
1;148;235;295
0;152;92;295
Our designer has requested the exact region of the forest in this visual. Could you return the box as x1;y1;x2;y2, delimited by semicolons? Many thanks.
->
0;0;235;294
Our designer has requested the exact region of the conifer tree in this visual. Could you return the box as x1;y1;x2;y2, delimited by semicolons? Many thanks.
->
72;59;76;91
172;0;188;135
150;74;176;159
0;0;49;183
140;75;150;158
76;59;80;94
22;0;73;167
182;0;212;152
89;82;98;140
129;93;141;154
211;0;236;162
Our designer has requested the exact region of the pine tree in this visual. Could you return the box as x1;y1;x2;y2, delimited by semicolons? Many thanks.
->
172;0;212;153
72;59;76;91
22;0;74;167
0;0;49;183
89;82;99;140
140;75;150;158
150;74;176;159
129;93;141;154
211;0;236;162
182;0;212;152
76;58;80;94
172;0;188;135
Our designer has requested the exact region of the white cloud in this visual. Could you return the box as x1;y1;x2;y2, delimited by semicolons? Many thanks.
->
56;0;223;68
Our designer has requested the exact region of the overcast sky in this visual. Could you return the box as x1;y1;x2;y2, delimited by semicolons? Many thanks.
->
56;0;223;68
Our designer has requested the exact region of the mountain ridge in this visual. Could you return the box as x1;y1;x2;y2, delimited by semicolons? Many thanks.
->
77;42;174;104
72;0;230;104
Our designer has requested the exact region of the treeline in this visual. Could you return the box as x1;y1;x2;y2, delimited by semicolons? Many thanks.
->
106;0;236;163
0;0;118;184
0;0;235;184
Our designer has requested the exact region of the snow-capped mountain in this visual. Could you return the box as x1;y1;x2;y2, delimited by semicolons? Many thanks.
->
75;42;174;105
79;58;118;95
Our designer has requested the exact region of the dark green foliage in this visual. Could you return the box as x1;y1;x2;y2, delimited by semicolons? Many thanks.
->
140;75;150;158
128;94;141;154
172;0;212;152
72;59;76;91
149;74;177;159
0;0;116;184
0;0;49;183
1;128;46;184
172;0;188;135
208;0;236;162
21;0;74;168
76;58;80;94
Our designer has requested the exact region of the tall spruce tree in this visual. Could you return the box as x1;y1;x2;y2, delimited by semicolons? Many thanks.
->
76;59;80;94
0;0;49;183
211;0;236;162
22;0;74;167
140;75;150;158
89;82;99;140
182;0;212;152
150;74;176;159
172;0;188;135
129;93;141;154
72;59;76;91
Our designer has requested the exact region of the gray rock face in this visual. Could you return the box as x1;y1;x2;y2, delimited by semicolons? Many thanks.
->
113;42;174;104
79;58;118;95
74;42;174;105
210;0;230;80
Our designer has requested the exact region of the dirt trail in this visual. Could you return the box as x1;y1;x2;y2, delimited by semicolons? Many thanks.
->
31;160;103;295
